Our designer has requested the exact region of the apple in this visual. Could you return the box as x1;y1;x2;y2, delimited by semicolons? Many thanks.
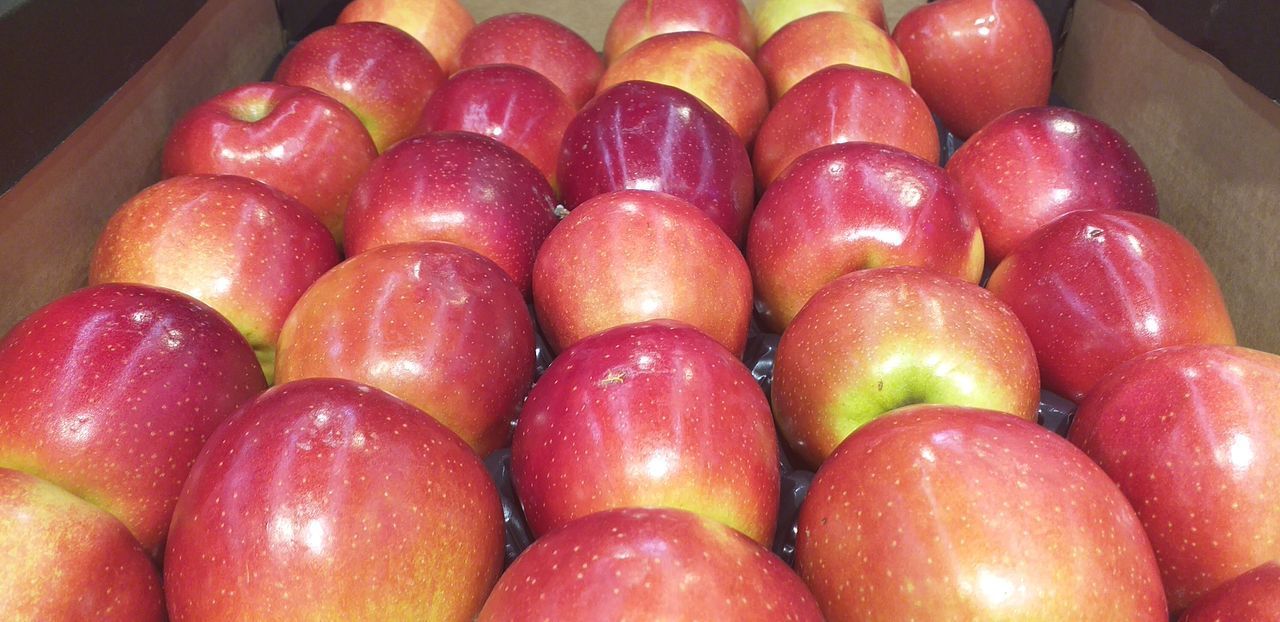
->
1180;563;1280;622
558;81;754;244
1068;345;1280;612
457;13;604;109
946;106;1159;264
164;378;503;621
337;0;474;73
274;22;445;152
414;65;576;189
748;143;983;333
0;468;165;621
162;82;378;242
275;242;535;456
772;267;1038;467
605;0;755;63
987;210;1236;401
513;321;779;544
479;508;823;621
532;190;752;355
757;11;910;103
753;64;939;187
893;0;1052;138
597;31;768;144
0;284;266;556
797;406;1168;620
89;174;340;381
753;0;886;44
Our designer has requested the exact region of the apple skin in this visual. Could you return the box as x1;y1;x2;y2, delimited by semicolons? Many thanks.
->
532;190;752;356
274;22;445;153
89;174;340;381
337;0;474;73
164;378;503;622
797;406;1168;621
946;106;1159;264
748;143;983;333
772;267;1038;467
457;13;604;109
479;508;824;621
0;468;165;622
597;31;768;144
343;132;559;295
1180;563;1280;622
754;64;939;187
757;12;910;103
1068;345;1280;612
162;82;378;243
893;0;1052;139
0;284;266;556
987;210;1236;402
605;0;755;63
275;242;535;456
558;81;754;244
414;65;576;190
753;0;887;44
513;321;779;544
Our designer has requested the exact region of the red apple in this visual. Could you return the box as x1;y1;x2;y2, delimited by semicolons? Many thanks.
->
1180;563;1280;622
275;242;535;456
513;321;778;544
987;210;1236;401
337;0;474;73
274;22;445;152
89;174;340;381
343;132;559;295
162;82;378;242
0;468;165;621
0;284;266;556
605;0;755;63
479;508;824;621
748;143;983;333
772;267;1038;467
164;378;503;621
457;13;604;109
797;406;1168;620
753;0;887;44
532;190;752;355
414;65;575;189
558;81;754;244
893;0;1052;138
1068;345;1280;612
947;106;1160;263
597;31;768;144
753;64;938;187
757;12;910;103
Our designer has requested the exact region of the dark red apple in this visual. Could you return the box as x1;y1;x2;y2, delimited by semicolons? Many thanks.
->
757;11;910;103
457;13;604;109
605;0;755;63
479;508;824;621
1180;563;1280;622
164;378;503;621
987;210;1236;401
337;0;474;73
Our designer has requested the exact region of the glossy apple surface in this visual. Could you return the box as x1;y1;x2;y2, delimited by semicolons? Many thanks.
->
89;174;339;380
757;12;910;103
893;0;1052;138
274;22;444;152
337;0;474;72
275;242;535;455
772;267;1038;467
753;0;886;44
344;132;559;295
558;81;754;244
1069;346;1280;612
0;284;265;556
754;64;938;187
947;106;1159;263
987;210;1235;401
162;82;378;242
479;508;823;621
532;190;752;355
457;13;604;109
0;468;165;622
164;378;503;622
605;0;754;62
1180;563;1280;622
798;406;1168;621
597;31;768;143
